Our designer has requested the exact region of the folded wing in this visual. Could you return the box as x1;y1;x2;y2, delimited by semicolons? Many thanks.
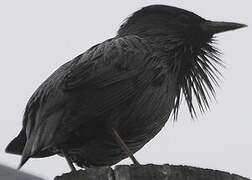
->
7;35;154;168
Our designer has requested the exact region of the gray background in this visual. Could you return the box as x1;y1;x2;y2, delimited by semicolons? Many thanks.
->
0;0;251;179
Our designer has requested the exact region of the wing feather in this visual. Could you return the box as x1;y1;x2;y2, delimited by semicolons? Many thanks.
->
17;35;153;168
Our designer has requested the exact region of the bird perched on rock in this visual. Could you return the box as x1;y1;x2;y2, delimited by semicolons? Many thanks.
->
6;5;246;171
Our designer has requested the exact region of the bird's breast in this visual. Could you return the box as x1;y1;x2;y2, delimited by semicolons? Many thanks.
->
117;73;177;149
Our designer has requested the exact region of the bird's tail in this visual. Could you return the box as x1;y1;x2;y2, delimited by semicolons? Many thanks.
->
6;128;55;165
18;130;38;169
18;107;66;169
6;129;26;156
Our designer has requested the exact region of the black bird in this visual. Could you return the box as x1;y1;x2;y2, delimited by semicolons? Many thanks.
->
6;5;246;171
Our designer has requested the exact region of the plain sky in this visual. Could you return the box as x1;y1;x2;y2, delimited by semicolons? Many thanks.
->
0;0;251;179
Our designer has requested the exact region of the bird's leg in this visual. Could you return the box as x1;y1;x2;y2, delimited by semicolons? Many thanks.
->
112;128;140;165
61;149;76;171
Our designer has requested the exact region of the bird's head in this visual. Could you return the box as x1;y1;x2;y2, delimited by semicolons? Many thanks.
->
118;5;247;118
118;5;246;42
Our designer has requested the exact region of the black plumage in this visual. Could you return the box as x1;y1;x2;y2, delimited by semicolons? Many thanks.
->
6;5;246;170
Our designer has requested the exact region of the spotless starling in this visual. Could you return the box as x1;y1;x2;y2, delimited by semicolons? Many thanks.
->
6;5;246;171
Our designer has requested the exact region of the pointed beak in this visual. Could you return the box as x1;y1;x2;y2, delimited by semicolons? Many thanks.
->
200;21;247;34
